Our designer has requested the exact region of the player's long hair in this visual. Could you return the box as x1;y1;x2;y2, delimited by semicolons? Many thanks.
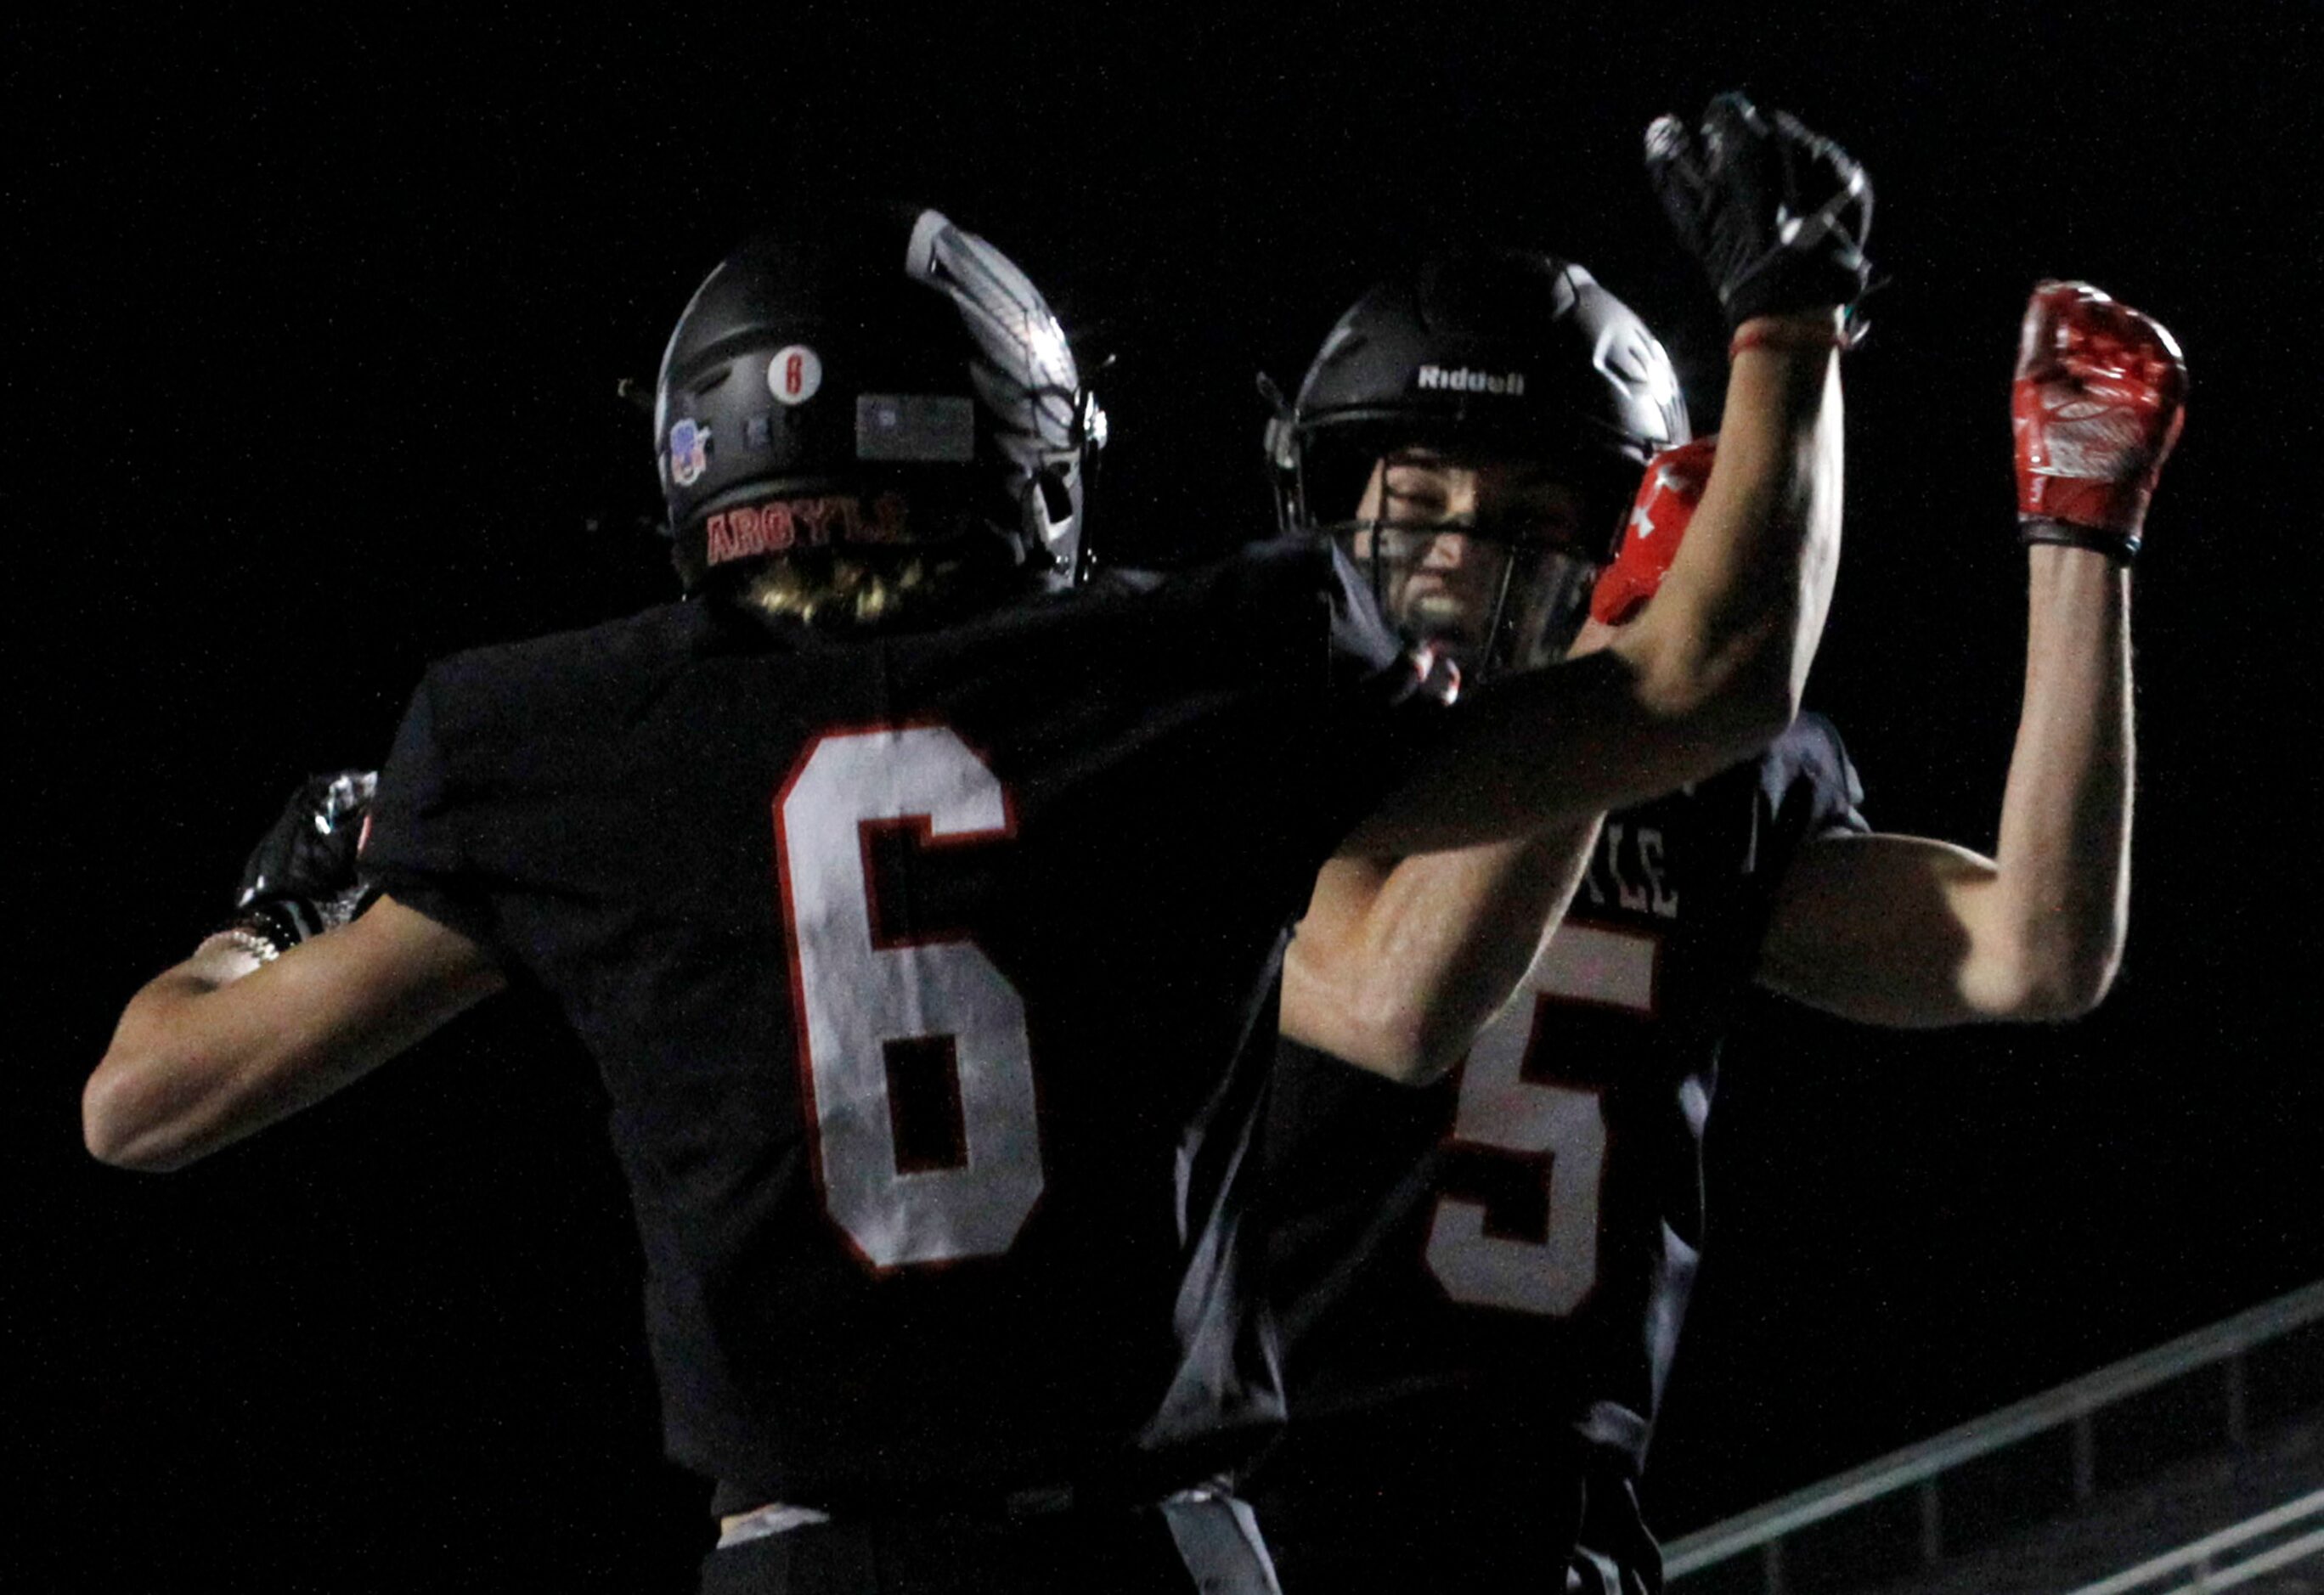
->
738;550;932;627
705;546;1017;631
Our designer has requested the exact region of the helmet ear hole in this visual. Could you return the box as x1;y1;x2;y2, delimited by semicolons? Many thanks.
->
1037;467;1075;529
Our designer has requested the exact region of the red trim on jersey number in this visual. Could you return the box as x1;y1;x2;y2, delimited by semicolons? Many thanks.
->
771;719;1041;1278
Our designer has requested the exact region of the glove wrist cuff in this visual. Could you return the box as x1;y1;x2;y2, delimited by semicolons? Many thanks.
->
2019;516;2140;566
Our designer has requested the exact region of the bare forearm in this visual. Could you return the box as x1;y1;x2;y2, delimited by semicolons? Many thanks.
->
1627;321;1845;730
87;952;358;1171
83;902;505;1171
1980;545;2132;1012
1287;821;1600;1081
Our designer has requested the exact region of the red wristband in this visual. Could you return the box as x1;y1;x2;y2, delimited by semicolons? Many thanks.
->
1729;318;1857;360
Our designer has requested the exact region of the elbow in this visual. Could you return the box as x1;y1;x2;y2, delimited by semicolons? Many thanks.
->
1283;937;1440;1086
2024;903;2129;1022
1670;656;1802;771
1718;615;1812;748
1294;990;1457;1088
1350;986;1510;1086
82;1059;191;1173
1995;983;2104;1025
1979;933;2124;1023
1338;1004;1452;1088
1625;617;1804;774
1396;1006;1491;1086
2019;951;2121;1023
82;1068;150;1169
1724;671;1804;758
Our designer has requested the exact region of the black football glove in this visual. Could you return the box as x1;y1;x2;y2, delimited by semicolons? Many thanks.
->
230;770;380;954
1645;92;1874;329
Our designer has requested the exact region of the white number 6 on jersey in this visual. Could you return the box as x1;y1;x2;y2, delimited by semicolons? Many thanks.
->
777;725;1043;1270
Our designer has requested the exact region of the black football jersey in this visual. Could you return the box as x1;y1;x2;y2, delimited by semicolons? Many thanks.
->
359;539;1440;1511
1257;716;1866;1491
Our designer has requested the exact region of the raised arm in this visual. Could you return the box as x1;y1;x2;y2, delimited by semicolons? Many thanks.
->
1757;282;2183;1025
1343;94;1865;856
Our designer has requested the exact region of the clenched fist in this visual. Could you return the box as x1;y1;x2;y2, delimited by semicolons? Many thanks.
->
231;770;379;954
1645;93;1873;329
2013;280;2186;561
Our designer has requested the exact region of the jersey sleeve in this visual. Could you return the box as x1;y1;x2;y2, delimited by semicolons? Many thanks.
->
1149;535;1448;859
1308;540;1450;846
1320;538;1419;690
1775;710;1870;838
358;668;505;956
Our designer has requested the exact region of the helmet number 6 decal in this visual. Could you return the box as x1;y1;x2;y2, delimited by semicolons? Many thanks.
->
776;726;1041;1269
769;344;823;406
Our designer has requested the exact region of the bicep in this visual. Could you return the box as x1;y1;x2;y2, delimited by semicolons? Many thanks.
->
87;896;505;1170
1755;832;2016;1027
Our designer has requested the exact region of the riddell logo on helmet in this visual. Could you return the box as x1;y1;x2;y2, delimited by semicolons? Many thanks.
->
1414;365;1528;397
705;492;911;565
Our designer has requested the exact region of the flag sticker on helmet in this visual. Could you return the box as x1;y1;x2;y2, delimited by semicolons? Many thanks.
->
768;345;824;406
1413;365;1529;396
857;395;977;464
668;419;709;488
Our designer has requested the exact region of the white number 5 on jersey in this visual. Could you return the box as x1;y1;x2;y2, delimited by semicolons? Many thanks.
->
1424;922;1657;1316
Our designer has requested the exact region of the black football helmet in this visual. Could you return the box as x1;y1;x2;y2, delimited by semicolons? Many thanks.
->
1269;250;1688;674
654;206;1105;595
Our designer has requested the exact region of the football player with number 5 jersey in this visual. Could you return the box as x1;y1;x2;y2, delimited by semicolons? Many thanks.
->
84;134;1853;1592
1255;95;2180;1595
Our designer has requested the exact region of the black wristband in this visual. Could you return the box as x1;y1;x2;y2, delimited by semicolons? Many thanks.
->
227;897;323;957
2020;517;2139;566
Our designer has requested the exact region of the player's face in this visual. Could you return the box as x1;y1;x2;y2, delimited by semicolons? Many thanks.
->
1345;450;1598;671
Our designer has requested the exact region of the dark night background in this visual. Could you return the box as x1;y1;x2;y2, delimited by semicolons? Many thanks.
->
16;5;2321;1589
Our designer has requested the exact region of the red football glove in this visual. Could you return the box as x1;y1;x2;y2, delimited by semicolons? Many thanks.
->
2011;280;2186;561
1590;437;1717;626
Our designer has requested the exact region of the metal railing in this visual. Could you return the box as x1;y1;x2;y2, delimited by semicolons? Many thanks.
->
1663;1280;2324;1591
2062;1489;2324;1595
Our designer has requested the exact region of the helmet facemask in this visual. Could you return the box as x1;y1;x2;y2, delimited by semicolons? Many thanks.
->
1306;434;1622;679
1267;246;1690;674
1355;529;1600;680
905;208;1104;588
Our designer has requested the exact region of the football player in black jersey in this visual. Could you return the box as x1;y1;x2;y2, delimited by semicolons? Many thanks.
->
1250;99;2180;1595
83;107;1859;1593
